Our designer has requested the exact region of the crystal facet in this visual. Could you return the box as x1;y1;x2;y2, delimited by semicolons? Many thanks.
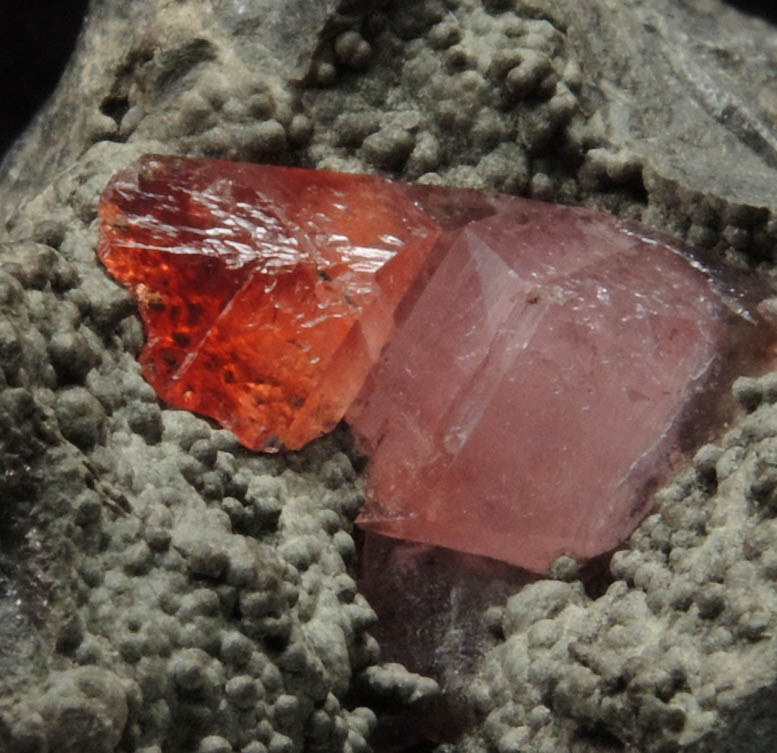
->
348;198;773;571
98;155;775;572
98;155;440;451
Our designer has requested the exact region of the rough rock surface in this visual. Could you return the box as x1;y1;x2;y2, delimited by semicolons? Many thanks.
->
2;0;777;752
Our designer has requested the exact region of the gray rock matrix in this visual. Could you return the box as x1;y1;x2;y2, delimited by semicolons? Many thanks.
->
2;1;777;752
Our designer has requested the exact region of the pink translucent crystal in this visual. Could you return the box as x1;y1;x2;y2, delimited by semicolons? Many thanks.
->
348;194;772;572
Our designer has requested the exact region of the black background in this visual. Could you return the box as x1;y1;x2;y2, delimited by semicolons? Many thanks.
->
0;1;776;161
1;1;90;159
728;0;777;19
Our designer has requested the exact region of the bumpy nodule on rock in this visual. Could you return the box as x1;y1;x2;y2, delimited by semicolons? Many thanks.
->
98;155;777;572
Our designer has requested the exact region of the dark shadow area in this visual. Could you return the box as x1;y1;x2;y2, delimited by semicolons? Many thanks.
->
0;1;89;159
724;0;777;24
355;532;536;751
355;531;618;753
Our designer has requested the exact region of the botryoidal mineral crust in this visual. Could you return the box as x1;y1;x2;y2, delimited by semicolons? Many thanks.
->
4;2;777;753
98;154;776;573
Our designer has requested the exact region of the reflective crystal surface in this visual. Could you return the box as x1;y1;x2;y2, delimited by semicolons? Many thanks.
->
98;155;776;571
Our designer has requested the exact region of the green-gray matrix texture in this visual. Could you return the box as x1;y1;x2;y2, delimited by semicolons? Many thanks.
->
2;1;777;752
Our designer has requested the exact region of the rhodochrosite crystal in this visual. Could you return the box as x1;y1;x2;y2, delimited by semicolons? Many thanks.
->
98;155;440;451
348;203;774;571
98;155;775;572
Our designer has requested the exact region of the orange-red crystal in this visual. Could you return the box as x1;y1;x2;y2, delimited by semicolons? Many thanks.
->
98;155;440;451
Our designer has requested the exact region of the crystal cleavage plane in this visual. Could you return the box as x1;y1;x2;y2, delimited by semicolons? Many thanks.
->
98;155;776;572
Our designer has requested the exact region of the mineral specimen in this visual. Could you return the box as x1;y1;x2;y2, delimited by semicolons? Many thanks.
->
98;154;440;451
98;155;775;572
348;200;775;571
